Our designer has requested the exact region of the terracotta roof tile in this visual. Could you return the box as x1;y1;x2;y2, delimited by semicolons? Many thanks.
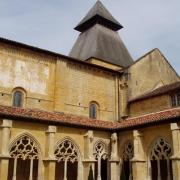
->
0;105;179;131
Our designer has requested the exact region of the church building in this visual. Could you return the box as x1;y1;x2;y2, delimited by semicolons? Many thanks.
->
0;1;179;180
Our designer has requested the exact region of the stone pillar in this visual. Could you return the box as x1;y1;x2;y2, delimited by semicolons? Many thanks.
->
83;130;95;180
0;119;12;180
110;133;119;180
170;123;180;180
44;125;57;180
119;82;128;118
132;130;146;180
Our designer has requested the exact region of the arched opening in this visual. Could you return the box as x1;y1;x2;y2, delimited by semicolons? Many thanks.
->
89;102;99;119
54;139;80;180
7;135;40;180
120;141;133;180
94;140;108;180
12;88;26;107
150;138;173;180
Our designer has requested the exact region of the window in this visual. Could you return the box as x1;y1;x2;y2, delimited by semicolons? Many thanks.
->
54;139;79;180
13;90;24;107
150;138;173;180
89;102;98;119
171;93;180;107
120;141;134;180
8;135;40;180
94;141;108;180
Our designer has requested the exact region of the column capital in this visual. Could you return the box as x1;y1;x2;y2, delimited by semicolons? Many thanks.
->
1;119;12;128
84;130;94;142
111;132;117;143
133;130;143;137
46;125;57;133
170;123;180;131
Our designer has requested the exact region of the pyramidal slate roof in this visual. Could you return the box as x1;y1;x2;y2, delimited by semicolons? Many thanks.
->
75;1;123;32
69;1;134;67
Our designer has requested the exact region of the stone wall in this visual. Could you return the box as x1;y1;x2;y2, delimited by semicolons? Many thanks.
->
129;94;171;117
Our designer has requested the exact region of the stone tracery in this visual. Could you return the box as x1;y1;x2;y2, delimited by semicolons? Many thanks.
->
10;135;39;160
122;141;134;161
150;138;173;180
54;139;79;162
54;138;79;180
150;137;172;160
8;134;40;180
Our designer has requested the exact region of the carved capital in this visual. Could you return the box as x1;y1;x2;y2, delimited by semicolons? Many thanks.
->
46;125;57;133
1;119;12;128
111;133;117;143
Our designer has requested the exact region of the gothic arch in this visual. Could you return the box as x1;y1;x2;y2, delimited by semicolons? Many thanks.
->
148;136;172;158
9;131;42;156
54;136;83;180
8;132;42;180
93;140;109;160
54;136;82;160
93;140;109;180
120;140;134;180
148;137;173;180
121;140;134;161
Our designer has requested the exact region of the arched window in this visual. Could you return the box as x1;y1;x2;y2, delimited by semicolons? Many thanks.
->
93;140;108;180
89;102;98;119
8;135;40;180
150;138;173;180
13;90;24;107
120;141;134;180
54;139;80;180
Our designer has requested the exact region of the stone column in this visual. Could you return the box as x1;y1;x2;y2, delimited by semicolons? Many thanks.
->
44;125;57;180
0;119;12;180
110;133;119;180
83;130;95;180
170;123;180;180
131;130;146;180
119;82;128;118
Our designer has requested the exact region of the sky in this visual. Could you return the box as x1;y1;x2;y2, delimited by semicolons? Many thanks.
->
0;0;179;74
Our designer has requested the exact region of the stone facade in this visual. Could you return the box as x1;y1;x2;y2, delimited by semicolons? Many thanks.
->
0;1;180;180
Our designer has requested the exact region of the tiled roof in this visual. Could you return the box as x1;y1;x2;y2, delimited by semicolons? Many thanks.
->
117;107;180;130
0;105;117;131
0;105;179;131
129;81;180;103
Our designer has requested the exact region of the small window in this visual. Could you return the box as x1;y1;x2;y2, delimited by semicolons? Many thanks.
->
171;93;180;107
89;103;98;119
13;91;23;107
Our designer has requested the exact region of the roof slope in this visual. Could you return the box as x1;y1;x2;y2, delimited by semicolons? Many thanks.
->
70;24;133;67
75;1;122;32
129;81;180;103
70;1;133;67
0;105;179;131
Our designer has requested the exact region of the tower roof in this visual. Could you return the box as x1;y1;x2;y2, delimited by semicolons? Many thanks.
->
70;1;133;67
75;1;123;32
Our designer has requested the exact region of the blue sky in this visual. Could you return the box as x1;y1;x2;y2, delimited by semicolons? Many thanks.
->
0;0;179;74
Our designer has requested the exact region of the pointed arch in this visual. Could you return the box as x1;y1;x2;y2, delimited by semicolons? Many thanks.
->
9;131;42;156
93;140;109;180
120;140;134;180
8;132;42;180
148;137;173;180
93;140;108;160
54;136;82;160
54;136;83;180
122;140;134;161
149;137;172;160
